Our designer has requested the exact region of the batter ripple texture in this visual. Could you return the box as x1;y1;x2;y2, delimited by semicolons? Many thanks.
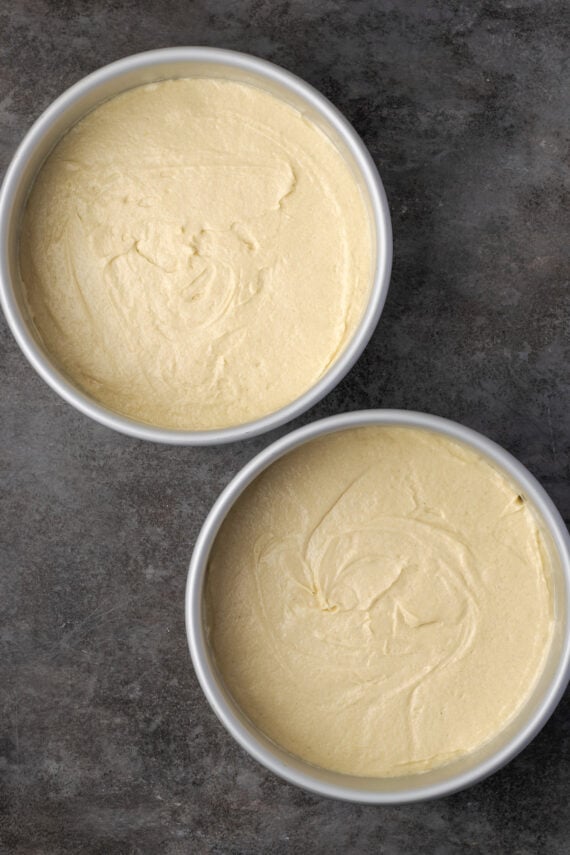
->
206;427;553;777
20;78;371;429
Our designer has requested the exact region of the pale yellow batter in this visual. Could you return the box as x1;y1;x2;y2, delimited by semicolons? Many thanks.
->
20;79;371;429
206;426;554;777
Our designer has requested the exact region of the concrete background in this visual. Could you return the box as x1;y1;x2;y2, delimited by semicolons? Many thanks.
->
1;1;569;852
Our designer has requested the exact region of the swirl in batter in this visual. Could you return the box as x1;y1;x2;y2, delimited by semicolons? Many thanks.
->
206;426;554;776
19;78;371;429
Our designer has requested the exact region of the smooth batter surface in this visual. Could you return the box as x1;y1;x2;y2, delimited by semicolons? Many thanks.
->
206;426;554;777
20;79;371;429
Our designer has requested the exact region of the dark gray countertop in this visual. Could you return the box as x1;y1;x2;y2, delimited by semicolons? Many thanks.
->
1;1;569;852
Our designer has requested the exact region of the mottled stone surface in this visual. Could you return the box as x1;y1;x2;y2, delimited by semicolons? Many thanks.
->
1;1;569;852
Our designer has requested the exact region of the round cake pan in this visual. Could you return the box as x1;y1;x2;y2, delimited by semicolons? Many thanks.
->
0;47;392;444
186;409;570;803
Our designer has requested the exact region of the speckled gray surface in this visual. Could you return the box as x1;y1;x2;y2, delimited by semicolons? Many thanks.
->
1;1;569;852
